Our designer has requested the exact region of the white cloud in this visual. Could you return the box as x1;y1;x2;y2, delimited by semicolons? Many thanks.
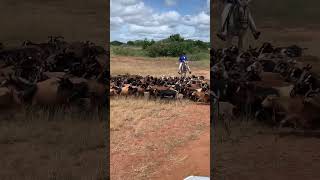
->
164;0;178;6
154;11;181;25
128;24;173;35
182;11;210;27
110;17;124;31
110;0;210;42
111;1;151;18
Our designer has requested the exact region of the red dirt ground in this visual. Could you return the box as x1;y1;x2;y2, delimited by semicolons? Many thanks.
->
153;130;210;180
214;131;320;180
110;105;210;180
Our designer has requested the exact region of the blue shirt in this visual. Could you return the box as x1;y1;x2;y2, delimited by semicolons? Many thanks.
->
179;55;187;63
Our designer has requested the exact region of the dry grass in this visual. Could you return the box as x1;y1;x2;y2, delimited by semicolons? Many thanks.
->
213;115;320;180
0;107;105;179
111;56;210;78
0;0;107;46
214;117;273;143
110;96;191;133
110;96;209;179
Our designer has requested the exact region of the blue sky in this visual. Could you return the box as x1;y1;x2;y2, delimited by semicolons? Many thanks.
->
143;0;208;14
110;0;210;42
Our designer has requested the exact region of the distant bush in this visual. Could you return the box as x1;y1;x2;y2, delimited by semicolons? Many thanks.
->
129;40;145;46
125;39;155;48
194;40;210;49
146;43;168;57
111;46;146;56
110;41;124;46
112;34;210;60
142;39;155;49
146;43;189;57
146;37;209;58
127;41;134;46
168;34;184;42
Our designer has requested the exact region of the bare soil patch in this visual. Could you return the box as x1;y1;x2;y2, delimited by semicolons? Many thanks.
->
214;121;320;180
110;97;210;180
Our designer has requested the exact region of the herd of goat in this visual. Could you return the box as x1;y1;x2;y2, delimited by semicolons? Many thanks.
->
110;74;210;103
211;42;320;129
1;37;320;129
0;36;107;119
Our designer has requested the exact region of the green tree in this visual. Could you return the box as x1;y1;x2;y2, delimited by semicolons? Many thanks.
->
110;41;124;46
168;34;184;42
127;41;134;46
142;38;155;49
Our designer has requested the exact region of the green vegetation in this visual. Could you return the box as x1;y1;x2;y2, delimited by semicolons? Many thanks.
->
111;46;147;57
110;41;124;46
110;34;210;61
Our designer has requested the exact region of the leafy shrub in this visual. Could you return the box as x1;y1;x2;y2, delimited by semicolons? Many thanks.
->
146;43;167;57
168;34;184;42
142;39;155;49
127;41;134;46
146;41;205;57
125;39;155;48
112;34;210;60
111;46;146;56
110;41;124;46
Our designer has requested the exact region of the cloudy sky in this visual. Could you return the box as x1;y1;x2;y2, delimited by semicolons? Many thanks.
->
111;0;210;42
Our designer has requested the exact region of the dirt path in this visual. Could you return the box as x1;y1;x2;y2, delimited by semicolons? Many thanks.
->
110;104;210;180
214;123;320;180
152;130;210;180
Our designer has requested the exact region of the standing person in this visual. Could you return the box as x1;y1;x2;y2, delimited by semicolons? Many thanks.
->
216;0;261;41
178;52;191;74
